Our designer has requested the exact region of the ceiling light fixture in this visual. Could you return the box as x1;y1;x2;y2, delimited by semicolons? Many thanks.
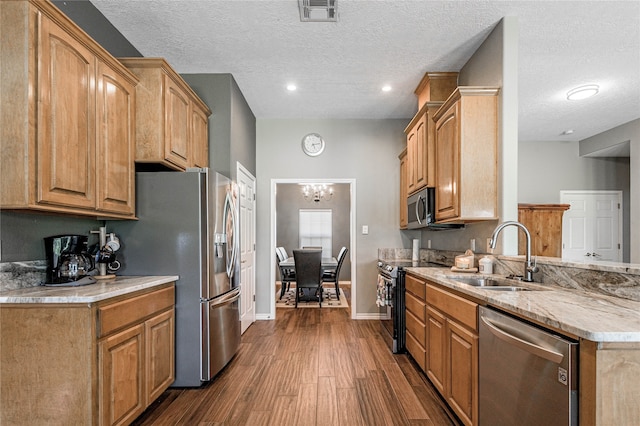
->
382;85;392;92
566;84;599;101
287;84;297;91
302;184;333;202
561;129;574;136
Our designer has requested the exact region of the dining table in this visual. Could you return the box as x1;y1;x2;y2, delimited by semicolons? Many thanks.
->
279;256;338;271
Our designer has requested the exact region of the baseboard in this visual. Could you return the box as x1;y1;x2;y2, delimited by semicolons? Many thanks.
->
353;312;387;320
256;313;274;320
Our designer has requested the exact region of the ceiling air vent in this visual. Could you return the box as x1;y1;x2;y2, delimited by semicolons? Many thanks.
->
298;0;337;22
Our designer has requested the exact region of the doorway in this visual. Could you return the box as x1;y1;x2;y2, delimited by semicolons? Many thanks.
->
270;178;356;319
561;190;622;262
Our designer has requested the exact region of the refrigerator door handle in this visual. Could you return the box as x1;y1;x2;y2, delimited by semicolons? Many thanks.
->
210;288;241;308
223;190;238;279
480;315;564;364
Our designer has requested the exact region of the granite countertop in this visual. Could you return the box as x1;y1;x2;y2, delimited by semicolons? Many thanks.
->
405;266;640;343
0;276;179;304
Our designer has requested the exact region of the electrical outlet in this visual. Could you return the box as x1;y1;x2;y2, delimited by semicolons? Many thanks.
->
470;239;476;251
427;239;432;249
362;225;369;235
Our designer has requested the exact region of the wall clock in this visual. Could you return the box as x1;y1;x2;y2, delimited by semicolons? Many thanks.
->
301;133;325;157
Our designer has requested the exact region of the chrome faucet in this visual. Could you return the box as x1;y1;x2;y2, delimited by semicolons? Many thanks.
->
489;221;539;282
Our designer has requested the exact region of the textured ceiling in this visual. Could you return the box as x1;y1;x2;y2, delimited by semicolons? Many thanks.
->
91;0;640;142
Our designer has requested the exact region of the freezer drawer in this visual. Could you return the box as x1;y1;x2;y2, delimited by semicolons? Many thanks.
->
479;306;578;426
201;288;241;381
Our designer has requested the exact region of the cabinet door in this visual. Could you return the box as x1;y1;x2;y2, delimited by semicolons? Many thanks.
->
38;14;95;209
414;113;428;190
190;103;209;168
406;124;418;194
399;150;408;228
426;306;446;394
99;323;145;426
146;309;175;402
164;75;190;169
96;61;135;215
435;101;459;221
447;320;478;426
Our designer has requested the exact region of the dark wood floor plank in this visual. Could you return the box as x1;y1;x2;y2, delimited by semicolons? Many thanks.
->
132;305;459;426
336;387;367;426
316;376;339;426
382;362;429;420
293;382;318;426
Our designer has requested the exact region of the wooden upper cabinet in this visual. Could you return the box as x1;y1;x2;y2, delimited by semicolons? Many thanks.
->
96;60;136;215
404;102;442;195
518;204;570;257
434;87;500;223
399;149;408;229
0;0;138;219
119;58;212;170
37;14;96;210
191;103;210;168
402;72;457;205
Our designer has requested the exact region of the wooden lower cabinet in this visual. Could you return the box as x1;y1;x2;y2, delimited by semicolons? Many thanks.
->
406;273;479;426
0;284;175;426
405;275;427;370
446;318;478;426
426;306;446;394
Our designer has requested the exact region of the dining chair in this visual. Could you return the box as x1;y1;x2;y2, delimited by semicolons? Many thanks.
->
276;247;295;299
322;247;348;296
292;249;323;307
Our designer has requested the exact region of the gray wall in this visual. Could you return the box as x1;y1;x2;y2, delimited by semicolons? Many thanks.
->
415;17;519;254
519;140;631;262
275;183;351;280
0;212;102;262
182;74;256;180
256;119;407;316
52;0;141;57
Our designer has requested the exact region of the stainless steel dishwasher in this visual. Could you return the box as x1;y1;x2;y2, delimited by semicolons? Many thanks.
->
479;307;578;425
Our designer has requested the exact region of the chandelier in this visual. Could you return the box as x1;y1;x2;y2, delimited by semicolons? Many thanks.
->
302;184;333;202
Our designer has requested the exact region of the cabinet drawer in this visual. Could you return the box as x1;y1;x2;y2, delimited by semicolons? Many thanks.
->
99;285;175;337
406;329;426;371
406;310;426;347
406;291;426;321
405;274;426;300
426;283;477;332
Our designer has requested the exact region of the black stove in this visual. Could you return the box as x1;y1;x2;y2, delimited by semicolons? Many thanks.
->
377;260;445;354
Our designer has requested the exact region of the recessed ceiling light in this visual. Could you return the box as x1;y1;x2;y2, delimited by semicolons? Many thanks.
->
382;85;392;92
567;84;599;101
286;84;297;91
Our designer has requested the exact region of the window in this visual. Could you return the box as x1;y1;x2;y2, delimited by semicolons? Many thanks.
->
299;209;332;257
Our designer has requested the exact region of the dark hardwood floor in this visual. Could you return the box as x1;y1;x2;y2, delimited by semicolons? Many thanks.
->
133;294;460;425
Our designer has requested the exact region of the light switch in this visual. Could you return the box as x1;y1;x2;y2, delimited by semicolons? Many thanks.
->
362;225;369;235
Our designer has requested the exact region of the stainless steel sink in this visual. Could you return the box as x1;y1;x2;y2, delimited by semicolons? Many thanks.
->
451;276;539;291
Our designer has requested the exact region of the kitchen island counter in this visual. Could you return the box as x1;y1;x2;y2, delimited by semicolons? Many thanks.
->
0;275;179;304
405;266;640;343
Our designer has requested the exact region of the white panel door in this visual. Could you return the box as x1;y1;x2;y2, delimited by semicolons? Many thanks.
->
238;164;256;334
561;191;622;262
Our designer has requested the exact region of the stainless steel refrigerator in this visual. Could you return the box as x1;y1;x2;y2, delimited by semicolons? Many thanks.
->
108;168;241;387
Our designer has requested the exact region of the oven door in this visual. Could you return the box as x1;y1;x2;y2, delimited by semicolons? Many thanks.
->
378;272;400;353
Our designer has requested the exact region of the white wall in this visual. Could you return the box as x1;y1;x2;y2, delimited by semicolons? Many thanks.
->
255;119;406;317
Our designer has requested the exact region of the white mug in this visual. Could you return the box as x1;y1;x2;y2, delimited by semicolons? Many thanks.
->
105;233;120;252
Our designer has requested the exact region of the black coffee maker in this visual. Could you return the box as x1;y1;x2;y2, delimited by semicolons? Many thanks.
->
44;235;95;285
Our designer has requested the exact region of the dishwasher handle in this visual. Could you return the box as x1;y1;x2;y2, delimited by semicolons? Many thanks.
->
480;315;564;364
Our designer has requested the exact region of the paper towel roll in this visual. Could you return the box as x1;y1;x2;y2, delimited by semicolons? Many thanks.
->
412;239;420;261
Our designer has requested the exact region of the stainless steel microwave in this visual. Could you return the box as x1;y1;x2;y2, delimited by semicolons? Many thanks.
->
407;188;432;229
407;187;464;230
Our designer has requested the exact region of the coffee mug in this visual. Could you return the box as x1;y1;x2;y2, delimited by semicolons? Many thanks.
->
105;233;120;252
